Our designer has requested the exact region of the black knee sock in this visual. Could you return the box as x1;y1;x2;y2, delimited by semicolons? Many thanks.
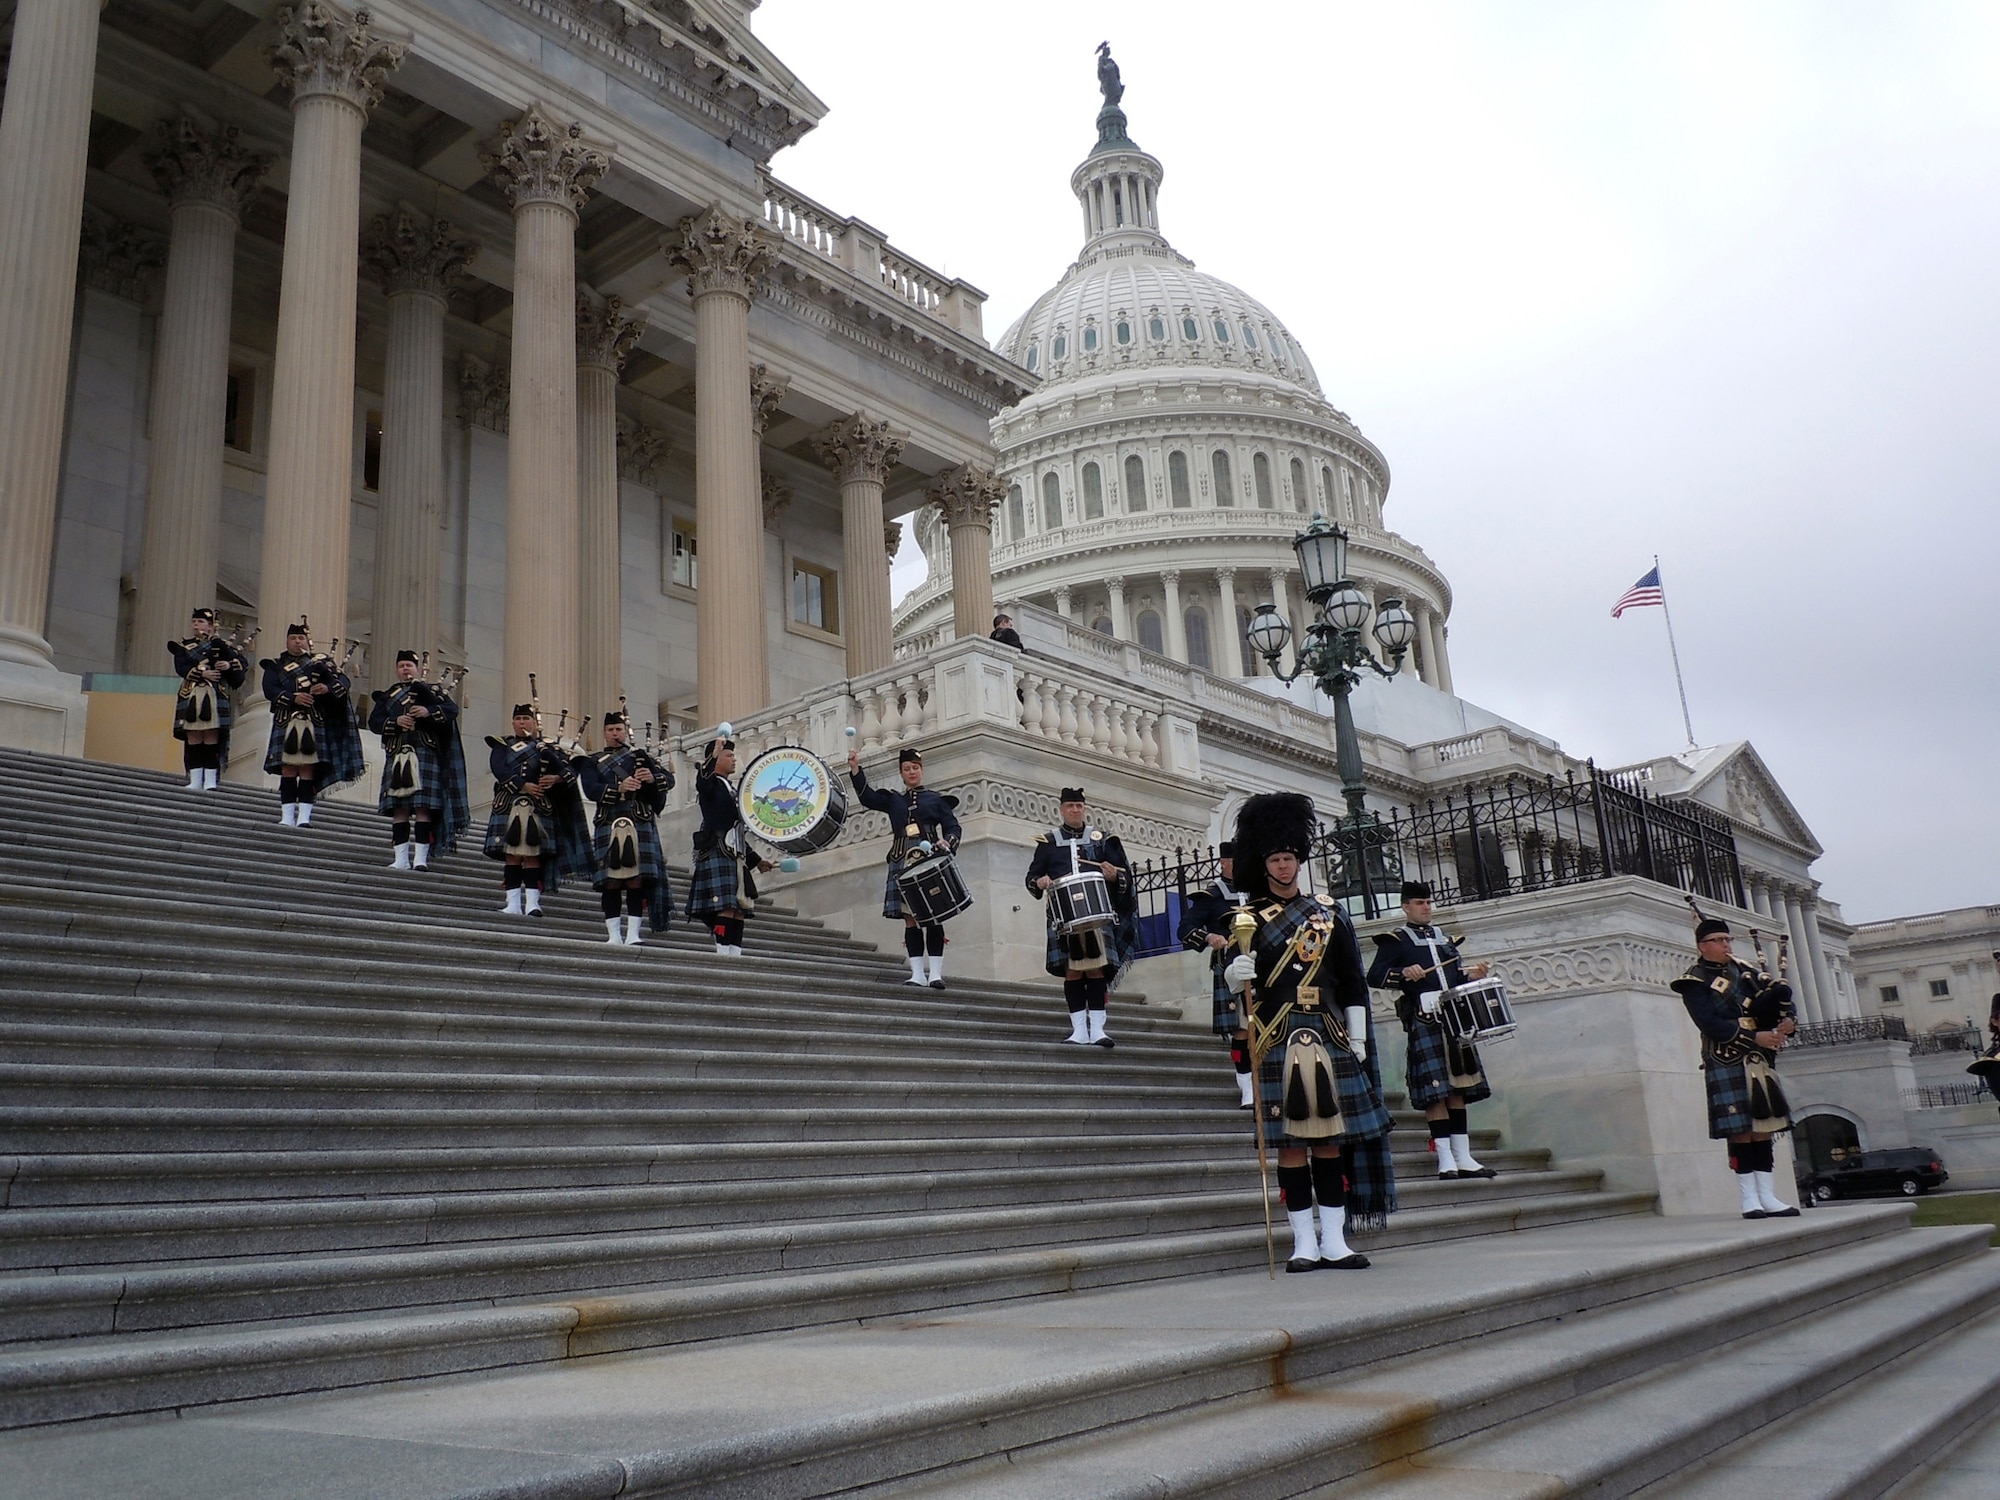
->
924;924;945;957
1229;1039;1250;1075
295;778;317;805
1429;1118;1453;1143
904;927;924;957
723;916;745;947
1729;1144;1754;1175
183;742;198;773
1751;1139;1775;1172
1310;1154;1346;1209
279;778;297;804
503;865;522;890
625;887;645;918
601;889;622;918
391;820;411;846
1448;1107;1469;1137
1277;1162;1314;1213
1083;976;1109;1013
415;819;433;846
1063;979;1087;1014
523;869;542;891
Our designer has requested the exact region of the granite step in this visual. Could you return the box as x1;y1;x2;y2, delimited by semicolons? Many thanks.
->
1883;1398;2000;1500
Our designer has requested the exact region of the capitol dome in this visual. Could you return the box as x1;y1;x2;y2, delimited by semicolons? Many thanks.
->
896;56;1456;693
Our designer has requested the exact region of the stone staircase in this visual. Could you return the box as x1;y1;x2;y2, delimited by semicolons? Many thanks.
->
2;746;1996;1498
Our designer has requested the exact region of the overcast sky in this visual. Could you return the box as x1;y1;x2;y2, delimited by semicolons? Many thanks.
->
757;1;1999;925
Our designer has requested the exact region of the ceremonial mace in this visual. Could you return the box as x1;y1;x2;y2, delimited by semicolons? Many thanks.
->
1232;903;1277;1279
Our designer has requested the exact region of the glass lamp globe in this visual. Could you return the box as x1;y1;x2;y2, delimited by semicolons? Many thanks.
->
1292;514;1349;602
1246;602;1292;662
1325;582;1370;633
1373;597;1417;653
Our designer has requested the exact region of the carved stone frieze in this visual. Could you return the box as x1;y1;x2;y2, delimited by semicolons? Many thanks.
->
811;412;906;487
267;3;406;114
483;107;610;214
456;354;509;434
615;414;672;486
364;210;476;300
77;210;165;303
665;206;777;301
576;293;646;372
145;114;268;218
1489;941;1688;998
927;462;1007;534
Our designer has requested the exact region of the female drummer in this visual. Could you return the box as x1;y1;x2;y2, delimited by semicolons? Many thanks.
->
686;734;774;957
1026;788;1136;1047
1365;880;1498;1180
848;746;962;989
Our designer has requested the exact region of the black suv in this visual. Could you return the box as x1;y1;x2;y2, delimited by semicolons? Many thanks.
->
1800;1148;1949;1203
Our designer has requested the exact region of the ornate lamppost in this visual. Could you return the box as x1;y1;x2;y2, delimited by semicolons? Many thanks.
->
1245;514;1417;823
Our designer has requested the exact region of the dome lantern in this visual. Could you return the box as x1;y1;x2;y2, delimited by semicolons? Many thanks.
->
1071;45;1167;252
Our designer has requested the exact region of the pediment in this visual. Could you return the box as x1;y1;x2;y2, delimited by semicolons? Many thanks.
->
1680;742;1821;855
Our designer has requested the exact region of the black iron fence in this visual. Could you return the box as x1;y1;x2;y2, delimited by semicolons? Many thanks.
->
1130;763;1745;956
1907;1025;1986;1056
1904;1082;1996;1110
1789;1016;1909;1049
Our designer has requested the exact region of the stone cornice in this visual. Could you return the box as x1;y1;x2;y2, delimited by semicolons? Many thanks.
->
267;3;406;115
485;106;611;214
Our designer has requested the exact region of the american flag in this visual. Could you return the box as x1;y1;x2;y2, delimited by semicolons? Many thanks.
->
1611;566;1664;618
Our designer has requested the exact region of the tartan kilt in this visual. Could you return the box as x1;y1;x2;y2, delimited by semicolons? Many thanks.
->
376;737;446;814
1404;1019;1492;1109
881;863;907;921
684;847;742;922
1703;1057;1755;1139
592;814;666;886
1211;969;1246;1036
1044;910;1133;978
481;801;548;861
1257;1020;1394;1149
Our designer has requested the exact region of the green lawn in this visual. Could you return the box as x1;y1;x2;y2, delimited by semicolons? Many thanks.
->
1911;1191;2000;1246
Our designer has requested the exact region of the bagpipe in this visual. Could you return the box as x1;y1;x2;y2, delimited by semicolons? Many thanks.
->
1686;894;1796;1063
589;700;671;820
262;622;357;765
174;626;252;726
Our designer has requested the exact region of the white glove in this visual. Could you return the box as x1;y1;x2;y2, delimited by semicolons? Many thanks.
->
1346;1006;1369;1062
1224;954;1256;992
1419;991;1440;1016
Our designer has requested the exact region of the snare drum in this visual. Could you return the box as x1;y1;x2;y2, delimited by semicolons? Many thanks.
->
1048;869;1117;934
1439;976;1517;1045
738;746;848;855
896;852;973;924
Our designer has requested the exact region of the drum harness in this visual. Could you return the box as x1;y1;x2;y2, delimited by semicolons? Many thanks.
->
1406;925;1462;1024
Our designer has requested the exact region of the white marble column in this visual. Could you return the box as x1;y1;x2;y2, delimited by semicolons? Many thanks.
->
130;116;268;670
0;0;103;670
1053;585;1073;621
1106;575;1129;641
813;412;905;678
1802;896;1842;1020
575;294;644;726
666;208;775;725
259;2;405;647
1430;607;1455;692
1161;569;1187;662
1780;889;1824;1025
930;464;1007;644
1214;567;1240;675
485;107;609;719
364;210;473;667
748;364;789;688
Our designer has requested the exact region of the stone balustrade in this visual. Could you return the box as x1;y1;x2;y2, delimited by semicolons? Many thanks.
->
761;174;978;333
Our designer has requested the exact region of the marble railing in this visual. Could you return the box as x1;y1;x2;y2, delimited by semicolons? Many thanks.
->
762;175;964;327
993;504;1311;565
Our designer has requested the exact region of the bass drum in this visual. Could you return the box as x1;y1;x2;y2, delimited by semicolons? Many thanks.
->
738;746;848;856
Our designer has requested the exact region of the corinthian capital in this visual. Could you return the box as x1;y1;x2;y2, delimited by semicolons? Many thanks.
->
364;210;477;300
268;3;405;114
483;106;610;215
927;463;1008;534
665;206;777;302
576;294;646;372
812;412;906;487
615;414;673;487
145;114;269;218
749;364;790;435
885;520;902;559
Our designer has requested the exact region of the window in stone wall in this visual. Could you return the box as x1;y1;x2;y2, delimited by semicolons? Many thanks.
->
792;561;839;634
1091;615;1113;635
1321;464;1336;516
1025;345;1038;373
1041;471;1062;529
1211;449;1234;507
361;410;383;492
1137;609;1163;654
1182;315;1200;341
1006;484;1025;541
1930;979;1951;997
1124;454;1146;512
1253;452;1274;509
1242;323;1259;349
224;364;257;453
1082;325;1099;352
1115;320;1132;345
1184;607;1212;671
1082;461;1104;519
1212;318;1231;343
1169;450;1192;508
1879;985;1901;1004
1149;315;1166;341
671;519;697;590
1290;456;1307;513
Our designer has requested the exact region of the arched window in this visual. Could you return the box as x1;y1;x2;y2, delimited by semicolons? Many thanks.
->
1168;450;1192;508
1041;471;1062;530
1149;315;1166;341
1181;315;1200;341
1341;469;1355;521
1322;465;1337;517
1211;449;1234;507
1082;326;1099;352
1242;323;1259;349
1091;615;1113;636
1289;457;1307;513
1137;609;1164;654
1115;320;1131;345
1006;484;1025;541
1051;334;1067;360
1184;607;1212;671
1253;452;1274;509
1024;346;1038;373
1124;453;1147;512
1082;461;1104;519
1213;318;1231;343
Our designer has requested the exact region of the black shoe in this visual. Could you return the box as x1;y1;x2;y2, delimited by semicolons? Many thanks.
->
1437;1171;1460;1182
929;979;945;990
1462;1166;1498;1179
1742;1209;1769;1220
1094;1036;1116;1049
1285;1256;1319;1274
903;977;925;987
1766;1206;1801;1218
1319;1253;1371;1269
1238;1101;1255;1112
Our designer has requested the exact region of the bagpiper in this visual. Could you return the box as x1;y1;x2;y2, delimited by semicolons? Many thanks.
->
1026;787;1136;1047
848;746;963;989
1367;880;1499;1181
1176;841;1256;1108
573;710;674;946
366;652;469;870
166;608;245;791
1969;993;2000;1114
1222;792;1394;1272
1670;915;1801;1219
482;704;594;916
260;621;364;827
685;729;773;956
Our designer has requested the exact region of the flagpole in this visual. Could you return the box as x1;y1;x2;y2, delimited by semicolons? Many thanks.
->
1654;554;1696;748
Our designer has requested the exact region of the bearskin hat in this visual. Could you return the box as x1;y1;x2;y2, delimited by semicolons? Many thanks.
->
1232;792;1316;903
